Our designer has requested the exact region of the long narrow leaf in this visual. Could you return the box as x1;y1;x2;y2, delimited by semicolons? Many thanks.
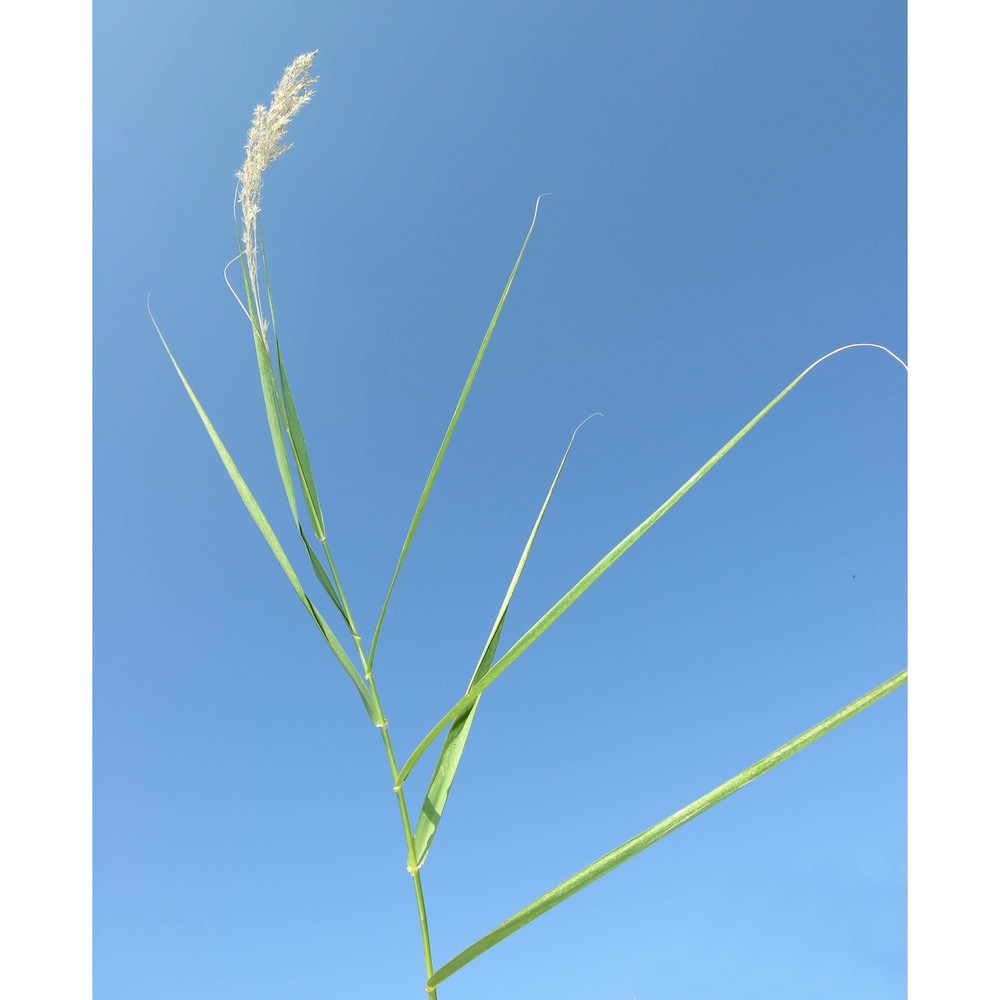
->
235;227;354;631
410;621;502;861
276;339;327;541
236;224;300;526
254;319;353;630
400;344;907;781
251;330;299;519
300;525;348;621
427;668;908;990
152;308;376;721
259;227;328;545
412;415;600;865
368;194;551;670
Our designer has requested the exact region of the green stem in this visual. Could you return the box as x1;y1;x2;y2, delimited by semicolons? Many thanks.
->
367;671;437;996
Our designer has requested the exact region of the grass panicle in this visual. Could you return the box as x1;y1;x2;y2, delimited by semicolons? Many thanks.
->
236;50;318;342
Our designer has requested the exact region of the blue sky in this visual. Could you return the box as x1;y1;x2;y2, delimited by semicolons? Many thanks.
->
94;2;906;997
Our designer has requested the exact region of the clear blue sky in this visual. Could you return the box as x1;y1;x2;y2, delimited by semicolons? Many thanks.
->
94;2;906;997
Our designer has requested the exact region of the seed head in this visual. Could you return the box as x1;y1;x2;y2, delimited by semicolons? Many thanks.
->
236;51;318;330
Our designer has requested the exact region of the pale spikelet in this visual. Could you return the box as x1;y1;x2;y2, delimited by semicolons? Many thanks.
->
236;51;318;343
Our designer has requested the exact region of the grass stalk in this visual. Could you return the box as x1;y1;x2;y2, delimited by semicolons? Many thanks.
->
157;51;905;997
367;671;437;995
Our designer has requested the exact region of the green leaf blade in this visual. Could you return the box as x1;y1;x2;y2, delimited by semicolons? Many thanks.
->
368;195;551;670
255;226;360;636
152;310;375;721
427;669;907;990
266;248;328;546
300;525;348;620
402;345;908;779
410;415;598;866
234;222;299;524
252;321;300;521
277;348;326;541
411;615;503;865
256;324;353;631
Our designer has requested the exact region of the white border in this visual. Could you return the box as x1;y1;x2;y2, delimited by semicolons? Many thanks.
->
2;7;93;998
909;2;998;994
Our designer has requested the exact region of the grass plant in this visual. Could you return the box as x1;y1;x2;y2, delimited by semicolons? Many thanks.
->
153;51;906;996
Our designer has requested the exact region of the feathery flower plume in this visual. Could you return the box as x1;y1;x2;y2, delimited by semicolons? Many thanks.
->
236;51;318;346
